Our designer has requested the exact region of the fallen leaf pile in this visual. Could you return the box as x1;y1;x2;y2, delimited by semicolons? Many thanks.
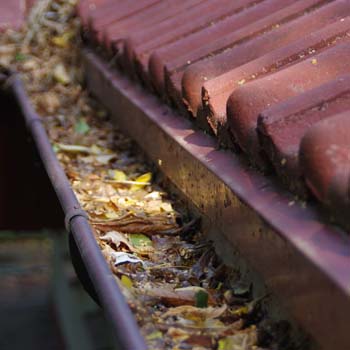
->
0;1;291;349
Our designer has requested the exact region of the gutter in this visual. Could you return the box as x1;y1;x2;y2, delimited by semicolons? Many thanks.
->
1;71;147;350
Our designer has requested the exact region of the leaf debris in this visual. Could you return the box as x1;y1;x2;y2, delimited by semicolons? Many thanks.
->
0;1;290;349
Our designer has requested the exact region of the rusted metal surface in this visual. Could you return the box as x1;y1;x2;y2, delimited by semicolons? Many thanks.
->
4;72;147;350
83;48;350;350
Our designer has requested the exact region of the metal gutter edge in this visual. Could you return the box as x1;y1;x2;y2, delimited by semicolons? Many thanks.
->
4;72;147;350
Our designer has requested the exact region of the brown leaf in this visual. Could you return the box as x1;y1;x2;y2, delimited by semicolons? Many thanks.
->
142;284;214;307
92;214;177;236
163;304;227;321
100;231;134;251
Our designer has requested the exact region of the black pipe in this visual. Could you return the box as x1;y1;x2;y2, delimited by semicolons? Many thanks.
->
6;73;147;350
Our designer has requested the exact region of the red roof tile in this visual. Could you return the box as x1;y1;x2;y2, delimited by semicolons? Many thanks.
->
226;40;350;167
165;0;326;109
182;0;350;121
258;75;350;194
77;0;350;228
300;110;350;227
122;0;251;81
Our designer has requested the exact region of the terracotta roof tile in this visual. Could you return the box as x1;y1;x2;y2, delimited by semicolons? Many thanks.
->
165;0;329;109
122;0;256;82
182;0;350;121
300;110;350;227
103;0;204;53
258;75;350;194
200;15;350;147
77;0;350;229
148;0;261;94
226;40;350;168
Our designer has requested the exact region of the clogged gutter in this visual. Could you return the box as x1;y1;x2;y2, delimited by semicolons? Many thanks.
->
0;1;289;349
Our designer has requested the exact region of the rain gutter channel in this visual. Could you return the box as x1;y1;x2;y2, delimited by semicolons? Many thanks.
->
1;71;147;350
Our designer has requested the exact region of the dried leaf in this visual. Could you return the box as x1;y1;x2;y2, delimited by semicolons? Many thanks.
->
53;63;70;84
144;191;162;200
120;275;133;289
146;331;163;341
108;179;150;186
111;251;144;267
56;143;108;155
100;231;153;256
232;305;249;317
56;143;94;154
167;327;189;342
38;92;60;114
163;305;227;321
51;31;74;48
143;285;213;307
0;2;272;346
95;154;116;165
218;328;258;350
21;58;38;71
109;169;127;182
100;231;133;251
92;215;177;236
131;172;152;191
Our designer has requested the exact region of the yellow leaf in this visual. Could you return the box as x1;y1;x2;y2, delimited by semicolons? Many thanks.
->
56;143;102;155
218;328;258;350
232;305;249;316
51;31;74;48
110;169;127;182
110;195;138;208
56;143;93;154
146;331;163;341
90;144;102;154
136;172;152;183
104;211;119;220
160;202;173;212
131;172;152;191
120;275;133;289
